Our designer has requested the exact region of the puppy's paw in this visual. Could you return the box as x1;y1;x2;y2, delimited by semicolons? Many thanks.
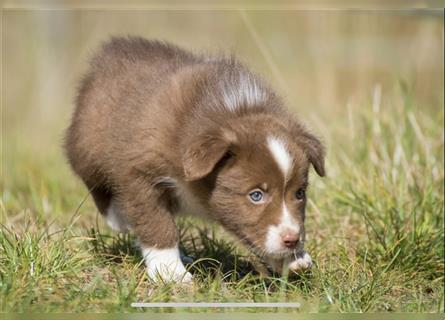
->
288;252;312;273
146;265;193;283
143;247;193;283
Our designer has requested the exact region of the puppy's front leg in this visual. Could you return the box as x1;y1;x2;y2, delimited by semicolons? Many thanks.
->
287;251;313;273
120;180;192;283
264;251;312;276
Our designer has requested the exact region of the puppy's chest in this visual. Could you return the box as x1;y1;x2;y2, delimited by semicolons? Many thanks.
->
172;181;209;219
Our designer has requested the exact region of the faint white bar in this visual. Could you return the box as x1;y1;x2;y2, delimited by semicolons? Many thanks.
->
131;302;300;308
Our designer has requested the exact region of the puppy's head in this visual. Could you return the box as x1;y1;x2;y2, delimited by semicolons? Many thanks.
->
182;115;325;258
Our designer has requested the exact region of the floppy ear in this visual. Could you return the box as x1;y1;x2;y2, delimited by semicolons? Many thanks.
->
300;132;326;177
182;129;235;181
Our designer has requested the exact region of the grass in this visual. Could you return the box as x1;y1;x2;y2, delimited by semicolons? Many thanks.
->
1;80;443;313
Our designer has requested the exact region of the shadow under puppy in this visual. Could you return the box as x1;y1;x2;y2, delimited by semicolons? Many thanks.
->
65;37;325;282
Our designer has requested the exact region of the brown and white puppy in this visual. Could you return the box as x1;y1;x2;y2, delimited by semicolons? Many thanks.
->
65;36;325;282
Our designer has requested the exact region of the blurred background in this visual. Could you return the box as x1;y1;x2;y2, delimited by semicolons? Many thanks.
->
3;9;443;147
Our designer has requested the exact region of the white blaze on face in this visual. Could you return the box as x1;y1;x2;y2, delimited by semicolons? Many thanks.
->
265;136;300;254
142;246;192;283
267;137;292;178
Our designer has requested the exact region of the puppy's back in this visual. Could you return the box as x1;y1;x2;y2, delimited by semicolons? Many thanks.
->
91;37;196;74
65;38;197;180
76;37;197;113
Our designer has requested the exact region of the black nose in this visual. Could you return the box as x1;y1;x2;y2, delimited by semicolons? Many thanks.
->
282;233;299;249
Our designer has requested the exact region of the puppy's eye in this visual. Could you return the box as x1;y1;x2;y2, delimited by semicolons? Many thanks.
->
248;190;264;204
295;188;306;200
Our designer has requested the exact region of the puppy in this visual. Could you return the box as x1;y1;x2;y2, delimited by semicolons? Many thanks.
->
65;36;325;282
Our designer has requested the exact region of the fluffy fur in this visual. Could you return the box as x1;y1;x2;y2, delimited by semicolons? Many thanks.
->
65;36;325;282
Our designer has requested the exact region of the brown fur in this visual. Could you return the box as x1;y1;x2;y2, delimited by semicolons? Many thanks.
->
65;36;325;261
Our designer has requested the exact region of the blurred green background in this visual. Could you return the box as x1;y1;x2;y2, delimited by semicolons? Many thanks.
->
3;9;443;150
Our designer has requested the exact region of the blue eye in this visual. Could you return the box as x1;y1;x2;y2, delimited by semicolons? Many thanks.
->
249;190;264;203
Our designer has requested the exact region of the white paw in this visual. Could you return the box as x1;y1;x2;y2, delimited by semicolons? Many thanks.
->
142;246;193;283
288;252;313;272
146;266;193;283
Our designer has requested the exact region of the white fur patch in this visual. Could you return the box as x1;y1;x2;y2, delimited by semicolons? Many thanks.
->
264;225;285;254
220;71;267;111
264;202;300;255
142;246;192;283
288;252;312;271
106;200;130;233
281;203;300;234
267;136;292;179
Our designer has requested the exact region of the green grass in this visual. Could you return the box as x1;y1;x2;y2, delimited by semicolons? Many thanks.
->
1;82;443;313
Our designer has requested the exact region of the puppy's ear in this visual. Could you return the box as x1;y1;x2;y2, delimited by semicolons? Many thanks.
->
300;132;326;177
182;129;235;181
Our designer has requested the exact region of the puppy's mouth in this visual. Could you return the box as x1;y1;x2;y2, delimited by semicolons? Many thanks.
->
263;248;295;259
